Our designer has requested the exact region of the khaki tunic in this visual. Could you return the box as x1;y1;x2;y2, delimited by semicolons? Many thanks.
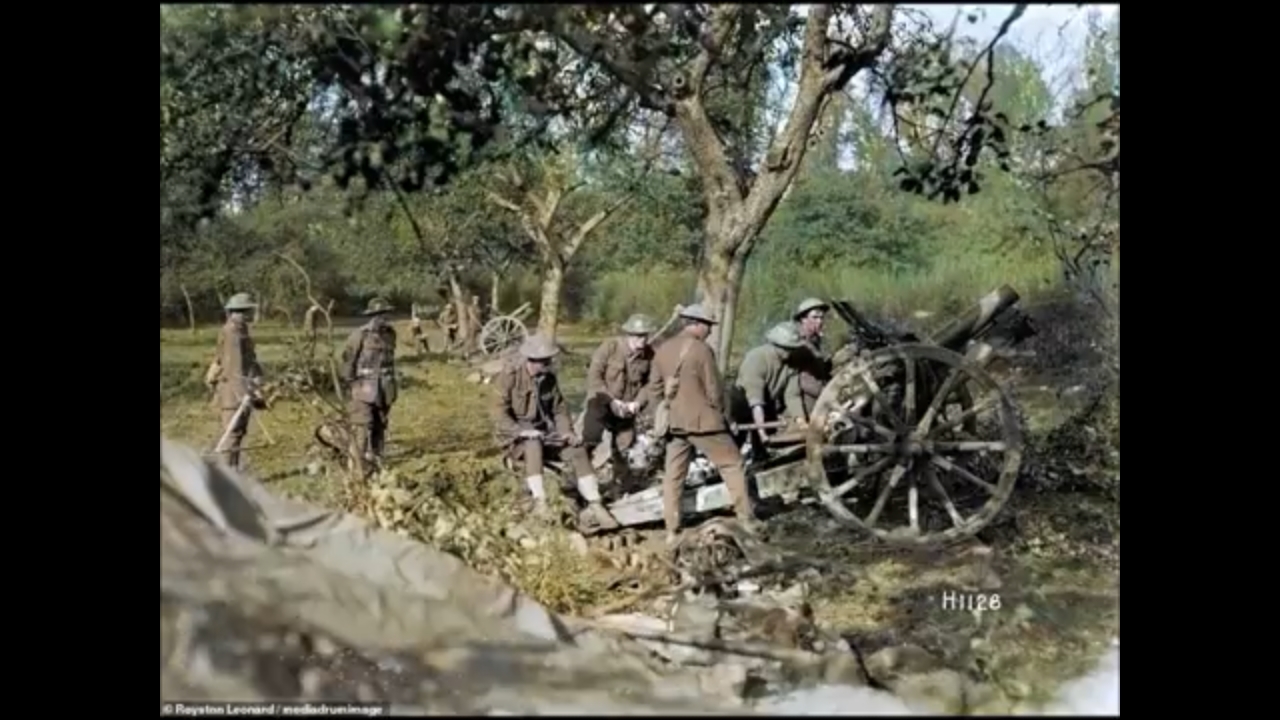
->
795;335;832;415
586;337;653;409
492;362;592;479
208;319;261;411
735;344;805;421
342;321;398;422
647;336;727;434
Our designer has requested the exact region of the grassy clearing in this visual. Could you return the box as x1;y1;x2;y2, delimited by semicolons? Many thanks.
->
160;275;1118;702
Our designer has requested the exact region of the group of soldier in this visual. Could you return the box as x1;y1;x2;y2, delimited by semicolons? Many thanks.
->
203;291;834;546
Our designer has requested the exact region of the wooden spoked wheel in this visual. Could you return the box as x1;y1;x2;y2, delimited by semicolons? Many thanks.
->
804;343;1023;547
480;316;528;356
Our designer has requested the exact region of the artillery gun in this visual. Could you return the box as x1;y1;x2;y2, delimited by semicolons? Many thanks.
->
587;286;1037;548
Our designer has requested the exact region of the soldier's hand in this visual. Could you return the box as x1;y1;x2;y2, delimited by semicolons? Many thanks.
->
517;429;544;440
566;432;582;447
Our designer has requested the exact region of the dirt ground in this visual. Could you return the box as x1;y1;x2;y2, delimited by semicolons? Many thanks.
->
160;318;1119;707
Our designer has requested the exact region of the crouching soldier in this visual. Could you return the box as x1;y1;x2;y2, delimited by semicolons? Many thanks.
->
734;321;808;450
793;298;833;418
342;297;398;476
649;304;758;545
493;334;619;530
205;292;264;470
583;313;656;489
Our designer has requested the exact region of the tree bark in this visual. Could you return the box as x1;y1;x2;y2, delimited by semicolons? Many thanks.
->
536;257;565;340
489;269;503;315
179;284;196;335
446;271;475;352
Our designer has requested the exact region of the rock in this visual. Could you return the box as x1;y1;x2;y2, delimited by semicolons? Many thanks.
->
864;644;944;685
565;532;589;557
697;662;750;702
464;372;483;384
893;668;969;714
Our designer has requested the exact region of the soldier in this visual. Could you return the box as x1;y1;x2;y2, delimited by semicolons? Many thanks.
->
342;297;399;476
438;300;458;349
493;334;619;530
409;303;430;356
204;292;264;471
735;322;808;448
648;304;758;544
583;313;657;488
793;298;833;418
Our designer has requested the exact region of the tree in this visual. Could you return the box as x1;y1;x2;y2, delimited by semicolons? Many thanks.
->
531;4;895;369
484;149;634;340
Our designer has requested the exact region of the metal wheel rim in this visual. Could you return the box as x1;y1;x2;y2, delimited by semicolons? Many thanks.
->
480;316;527;355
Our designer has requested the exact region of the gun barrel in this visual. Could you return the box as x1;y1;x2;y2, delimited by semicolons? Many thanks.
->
931;285;1021;351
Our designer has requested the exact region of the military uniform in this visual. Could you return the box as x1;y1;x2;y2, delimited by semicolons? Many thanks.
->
342;298;398;475
438;303;458;348
493;335;618;528
793;298;833;418
409;304;430;355
583;314;656;486
648;305;755;539
205;293;263;470
735;322;807;444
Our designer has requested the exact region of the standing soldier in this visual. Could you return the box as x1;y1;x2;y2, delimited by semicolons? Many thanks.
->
409;303;430;356
342;297;399;477
735;322;808;450
793;298;833;418
493;334;619;530
648;304;758;545
204;292;264;471
583;313;657;488
438;300;458;350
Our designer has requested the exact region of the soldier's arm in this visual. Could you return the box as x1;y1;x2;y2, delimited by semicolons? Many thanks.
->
585;340;613;401
700;345;725;413
635;361;655;412
550;377;575;437
205;328;226;387
737;349;769;409
646;352;666;403
783;369;807;420
244;335;263;380
341;330;363;383
490;369;521;437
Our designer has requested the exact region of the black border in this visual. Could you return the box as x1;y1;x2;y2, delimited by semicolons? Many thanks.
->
93;3;1216;714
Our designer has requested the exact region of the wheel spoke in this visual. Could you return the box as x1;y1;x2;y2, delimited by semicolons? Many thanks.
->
827;455;894;498
930;455;997;494
822;443;896;455
843;413;897;439
923;463;965;527
903;358;917;425
864;462;909;528
907;473;920;532
927;396;997;437
916;367;966;434
856;367;907;432
930;440;1007;453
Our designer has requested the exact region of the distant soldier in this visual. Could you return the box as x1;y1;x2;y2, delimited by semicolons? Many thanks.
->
647;304;758;545
342;298;398;476
409;303;430;356
734;322;808;448
583;313;657;488
302;304;321;343
204;292;264;470
438;301;458;349
793;298;833;418
493;334;619;530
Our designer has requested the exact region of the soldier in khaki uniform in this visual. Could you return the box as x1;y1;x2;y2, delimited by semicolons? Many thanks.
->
735;322;808;448
493;334;619;529
648;304;758;543
204;292;264;471
408;303;430;356
793;298;833;418
342;298;398;476
438;301;458;349
583;314;657;487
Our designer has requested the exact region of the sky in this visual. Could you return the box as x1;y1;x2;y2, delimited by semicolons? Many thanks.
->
911;4;1119;104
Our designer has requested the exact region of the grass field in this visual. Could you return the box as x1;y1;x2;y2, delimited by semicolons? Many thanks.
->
160;311;1118;708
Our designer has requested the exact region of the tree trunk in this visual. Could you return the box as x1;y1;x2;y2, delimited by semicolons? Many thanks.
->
179;284;196;335
447;272;474;352
695;248;752;375
536;257;565;340
490;270;502;315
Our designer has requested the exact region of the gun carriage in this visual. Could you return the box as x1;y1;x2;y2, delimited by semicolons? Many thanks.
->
586;286;1037;548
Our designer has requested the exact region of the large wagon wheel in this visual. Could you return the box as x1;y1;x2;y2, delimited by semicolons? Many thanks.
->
480;315;528;356
804;343;1023;547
